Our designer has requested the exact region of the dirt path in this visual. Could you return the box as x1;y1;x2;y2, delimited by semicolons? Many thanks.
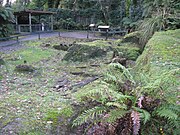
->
0;31;102;46
0;31;105;53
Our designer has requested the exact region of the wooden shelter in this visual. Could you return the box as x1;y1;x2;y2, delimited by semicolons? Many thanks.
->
14;10;56;33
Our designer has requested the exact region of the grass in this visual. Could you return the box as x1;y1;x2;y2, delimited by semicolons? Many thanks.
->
0;37;108;134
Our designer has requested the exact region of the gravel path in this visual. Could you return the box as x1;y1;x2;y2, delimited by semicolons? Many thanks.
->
0;31;103;53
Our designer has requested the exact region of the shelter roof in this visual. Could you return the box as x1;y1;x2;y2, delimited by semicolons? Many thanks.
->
14;9;56;16
98;26;110;29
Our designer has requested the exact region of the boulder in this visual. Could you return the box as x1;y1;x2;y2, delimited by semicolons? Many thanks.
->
53;43;73;51
15;65;35;72
63;39;141;62
63;44;109;62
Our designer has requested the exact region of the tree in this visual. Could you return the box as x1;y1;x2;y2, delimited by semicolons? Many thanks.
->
0;5;14;37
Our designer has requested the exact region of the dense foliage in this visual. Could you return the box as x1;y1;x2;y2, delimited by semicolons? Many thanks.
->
72;29;180;134
0;4;14;37
1;0;179;36
73;63;179;134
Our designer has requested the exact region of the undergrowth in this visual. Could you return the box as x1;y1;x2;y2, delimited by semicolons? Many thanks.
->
73;63;179;135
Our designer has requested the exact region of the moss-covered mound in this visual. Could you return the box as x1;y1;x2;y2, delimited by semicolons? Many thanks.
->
63;40;141;62
63;43;108;62
15;64;35;72
135;29;180;72
121;31;140;45
53;43;73;51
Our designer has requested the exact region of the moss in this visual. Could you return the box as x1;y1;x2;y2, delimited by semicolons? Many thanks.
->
80;40;111;47
113;46;140;60
135;29;180;72
14;64;35;72
63;44;108;62
63;39;141;62
45;106;73;126
121;31;140;45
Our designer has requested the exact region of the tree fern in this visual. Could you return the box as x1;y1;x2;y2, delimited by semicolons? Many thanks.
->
104;109;128;123
131;110;140;135
72;106;107;127
133;106;151;125
106;102;127;109
155;105;179;120
107;63;135;85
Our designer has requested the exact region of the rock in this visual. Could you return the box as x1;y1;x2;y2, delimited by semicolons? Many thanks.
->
71;76;99;92
70;71;85;75
53;43;73;51
112;57;126;66
15;65;35;72
63;44;108;62
54;78;70;90
45;43;51;47
0;58;5;65
62;39;141;62
0;118;25;135
126;60;136;68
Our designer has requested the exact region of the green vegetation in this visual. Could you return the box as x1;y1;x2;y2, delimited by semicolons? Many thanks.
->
0;37;110;134
136;29;180;72
72;29;180;134
0;0;180;134
0;5;14;37
63;39;140;62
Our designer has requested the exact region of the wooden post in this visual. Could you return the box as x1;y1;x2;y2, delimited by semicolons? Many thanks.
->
87;29;89;39
29;13;32;33
106;29;108;40
38;33;40;39
51;15;53;31
39;15;41;31
16;36;19;43
18;25;21;33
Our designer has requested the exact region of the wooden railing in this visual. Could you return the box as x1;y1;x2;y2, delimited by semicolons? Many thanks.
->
14;24;52;33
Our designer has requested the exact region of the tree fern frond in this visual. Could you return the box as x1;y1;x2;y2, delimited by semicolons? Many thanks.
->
108;63;135;84
72;106;107;127
140;109;151;125
105;109;128;123
155;108;178;120
133;106;151;125
106;102;127;109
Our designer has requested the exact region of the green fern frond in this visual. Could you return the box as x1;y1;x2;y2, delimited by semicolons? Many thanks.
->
108;63;135;84
72;106;107;127
140;109;151;125
75;80;133;104
106;102;127;109
132;107;151;124
105;109;128;123
156;108;178;120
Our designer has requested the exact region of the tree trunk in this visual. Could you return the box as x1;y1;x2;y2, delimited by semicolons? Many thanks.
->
48;0;54;8
121;0;126;18
55;0;60;8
